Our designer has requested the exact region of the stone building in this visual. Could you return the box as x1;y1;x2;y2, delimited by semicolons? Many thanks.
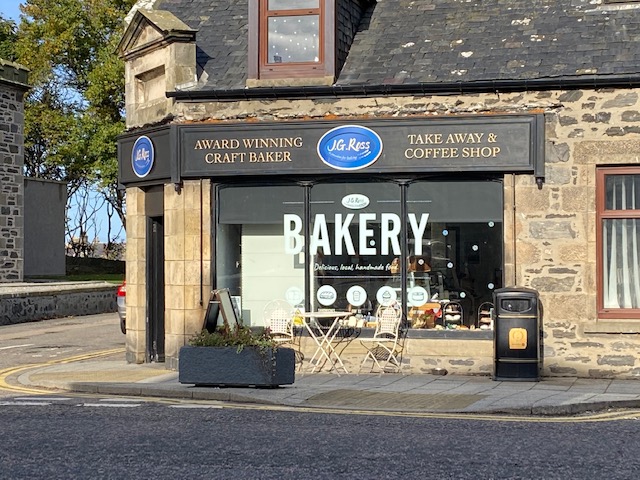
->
0;59;29;282
0;59;66;281
117;0;640;377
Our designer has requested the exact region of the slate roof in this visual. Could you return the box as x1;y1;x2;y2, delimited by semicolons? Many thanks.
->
155;0;249;89
153;0;640;91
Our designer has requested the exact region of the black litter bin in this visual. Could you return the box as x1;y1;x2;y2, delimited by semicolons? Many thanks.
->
493;287;542;381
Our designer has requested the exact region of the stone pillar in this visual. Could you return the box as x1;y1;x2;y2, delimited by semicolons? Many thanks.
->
124;186;148;363
164;180;212;370
0;60;29;283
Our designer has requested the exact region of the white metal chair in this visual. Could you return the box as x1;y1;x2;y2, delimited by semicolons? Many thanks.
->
358;303;404;373
263;300;294;344
263;300;305;368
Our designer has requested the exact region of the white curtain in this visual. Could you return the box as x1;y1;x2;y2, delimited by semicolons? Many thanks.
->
603;175;640;309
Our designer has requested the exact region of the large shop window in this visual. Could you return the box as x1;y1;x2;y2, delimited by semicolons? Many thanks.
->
597;167;640;318
216;179;503;330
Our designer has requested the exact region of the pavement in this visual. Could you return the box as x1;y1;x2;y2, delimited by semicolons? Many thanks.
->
6;350;640;416
2;282;640;417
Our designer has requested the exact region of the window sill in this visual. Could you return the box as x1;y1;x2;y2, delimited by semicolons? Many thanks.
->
584;320;640;334
407;329;493;340
246;76;334;88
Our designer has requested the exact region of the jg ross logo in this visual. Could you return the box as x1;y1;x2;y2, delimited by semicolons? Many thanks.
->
132;136;154;178
317;125;383;171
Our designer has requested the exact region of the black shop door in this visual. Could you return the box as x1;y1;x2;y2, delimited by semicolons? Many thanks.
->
147;216;165;362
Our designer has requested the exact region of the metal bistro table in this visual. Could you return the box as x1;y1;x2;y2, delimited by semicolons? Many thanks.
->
300;311;352;374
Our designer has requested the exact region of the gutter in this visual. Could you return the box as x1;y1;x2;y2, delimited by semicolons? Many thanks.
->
166;74;640;102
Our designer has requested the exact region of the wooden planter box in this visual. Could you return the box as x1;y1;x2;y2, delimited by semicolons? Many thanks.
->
178;345;295;387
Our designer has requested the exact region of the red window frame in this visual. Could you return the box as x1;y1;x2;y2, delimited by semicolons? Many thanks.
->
596;166;640;318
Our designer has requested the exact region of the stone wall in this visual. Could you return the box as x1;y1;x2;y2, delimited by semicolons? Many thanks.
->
0;61;29;282
0;283;117;325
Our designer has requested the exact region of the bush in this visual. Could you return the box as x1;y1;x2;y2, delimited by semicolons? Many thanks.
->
66;256;125;275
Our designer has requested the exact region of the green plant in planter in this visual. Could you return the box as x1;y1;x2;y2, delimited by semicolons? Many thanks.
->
180;321;295;387
188;322;279;353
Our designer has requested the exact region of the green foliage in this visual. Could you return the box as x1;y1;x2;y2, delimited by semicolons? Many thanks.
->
13;0;135;233
27;273;124;283
189;324;279;353
0;15;17;61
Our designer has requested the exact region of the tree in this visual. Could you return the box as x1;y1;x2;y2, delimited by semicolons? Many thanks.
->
0;15;17;61
14;0;134;249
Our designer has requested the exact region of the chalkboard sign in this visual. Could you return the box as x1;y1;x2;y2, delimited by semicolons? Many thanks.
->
203;288;240;332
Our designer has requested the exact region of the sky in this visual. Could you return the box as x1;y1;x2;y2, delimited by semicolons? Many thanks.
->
0;1;23;21
1;0;126;244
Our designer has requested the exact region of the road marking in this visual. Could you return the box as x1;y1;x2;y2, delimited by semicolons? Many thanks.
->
0;344;34;350
202;401;640;423
170;404;224;409
0;348;125;395
98;398;145;403
1;395;639;421
13;397;71;402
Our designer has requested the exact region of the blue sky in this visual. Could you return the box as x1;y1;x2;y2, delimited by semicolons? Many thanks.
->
0;1;22;21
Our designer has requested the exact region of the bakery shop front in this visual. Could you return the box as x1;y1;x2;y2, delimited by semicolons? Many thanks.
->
118;113;544;372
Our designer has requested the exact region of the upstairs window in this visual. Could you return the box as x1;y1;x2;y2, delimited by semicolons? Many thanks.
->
249;0;334;82
264;0;320;65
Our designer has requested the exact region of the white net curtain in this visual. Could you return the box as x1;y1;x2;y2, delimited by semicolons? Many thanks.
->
603;174;640;309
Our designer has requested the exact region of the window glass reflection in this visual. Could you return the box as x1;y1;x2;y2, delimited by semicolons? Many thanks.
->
269;0;318;9
407;180;503;330
268;16;319;64
605;174;640;211
217;184;305;326
215;179;504;331
310;182;401;318
603;218;640;308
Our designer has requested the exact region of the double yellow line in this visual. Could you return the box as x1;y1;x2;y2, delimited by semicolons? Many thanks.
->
213;400;640;423
0;348;125;395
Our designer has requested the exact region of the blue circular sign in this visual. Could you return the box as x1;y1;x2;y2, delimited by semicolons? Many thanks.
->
317;125;383;171
131;136;154;178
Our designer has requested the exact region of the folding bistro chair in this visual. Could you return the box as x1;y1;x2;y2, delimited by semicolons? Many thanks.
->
263;300;294;344
263;300;304;367
359;303;404;373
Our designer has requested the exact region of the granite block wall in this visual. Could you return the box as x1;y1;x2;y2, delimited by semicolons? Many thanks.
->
0;61;29;283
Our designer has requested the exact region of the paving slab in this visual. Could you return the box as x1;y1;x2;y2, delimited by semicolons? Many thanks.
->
10;357;640;416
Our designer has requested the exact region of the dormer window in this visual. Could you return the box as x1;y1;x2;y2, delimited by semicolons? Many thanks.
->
264;0;321;65
248;0;335;85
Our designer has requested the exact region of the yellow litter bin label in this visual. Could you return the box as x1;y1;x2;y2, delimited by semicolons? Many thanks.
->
508;328;527;349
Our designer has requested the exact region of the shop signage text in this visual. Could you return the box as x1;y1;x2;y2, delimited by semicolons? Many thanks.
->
194;136;303;164
342;194;370;210
118;115;543;184
131;135;154;178
317;125;383;170
404;132;502;160
283;212;429;256
177;116;540;177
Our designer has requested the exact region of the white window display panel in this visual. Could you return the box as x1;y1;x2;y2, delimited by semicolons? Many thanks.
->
241;224;304;326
